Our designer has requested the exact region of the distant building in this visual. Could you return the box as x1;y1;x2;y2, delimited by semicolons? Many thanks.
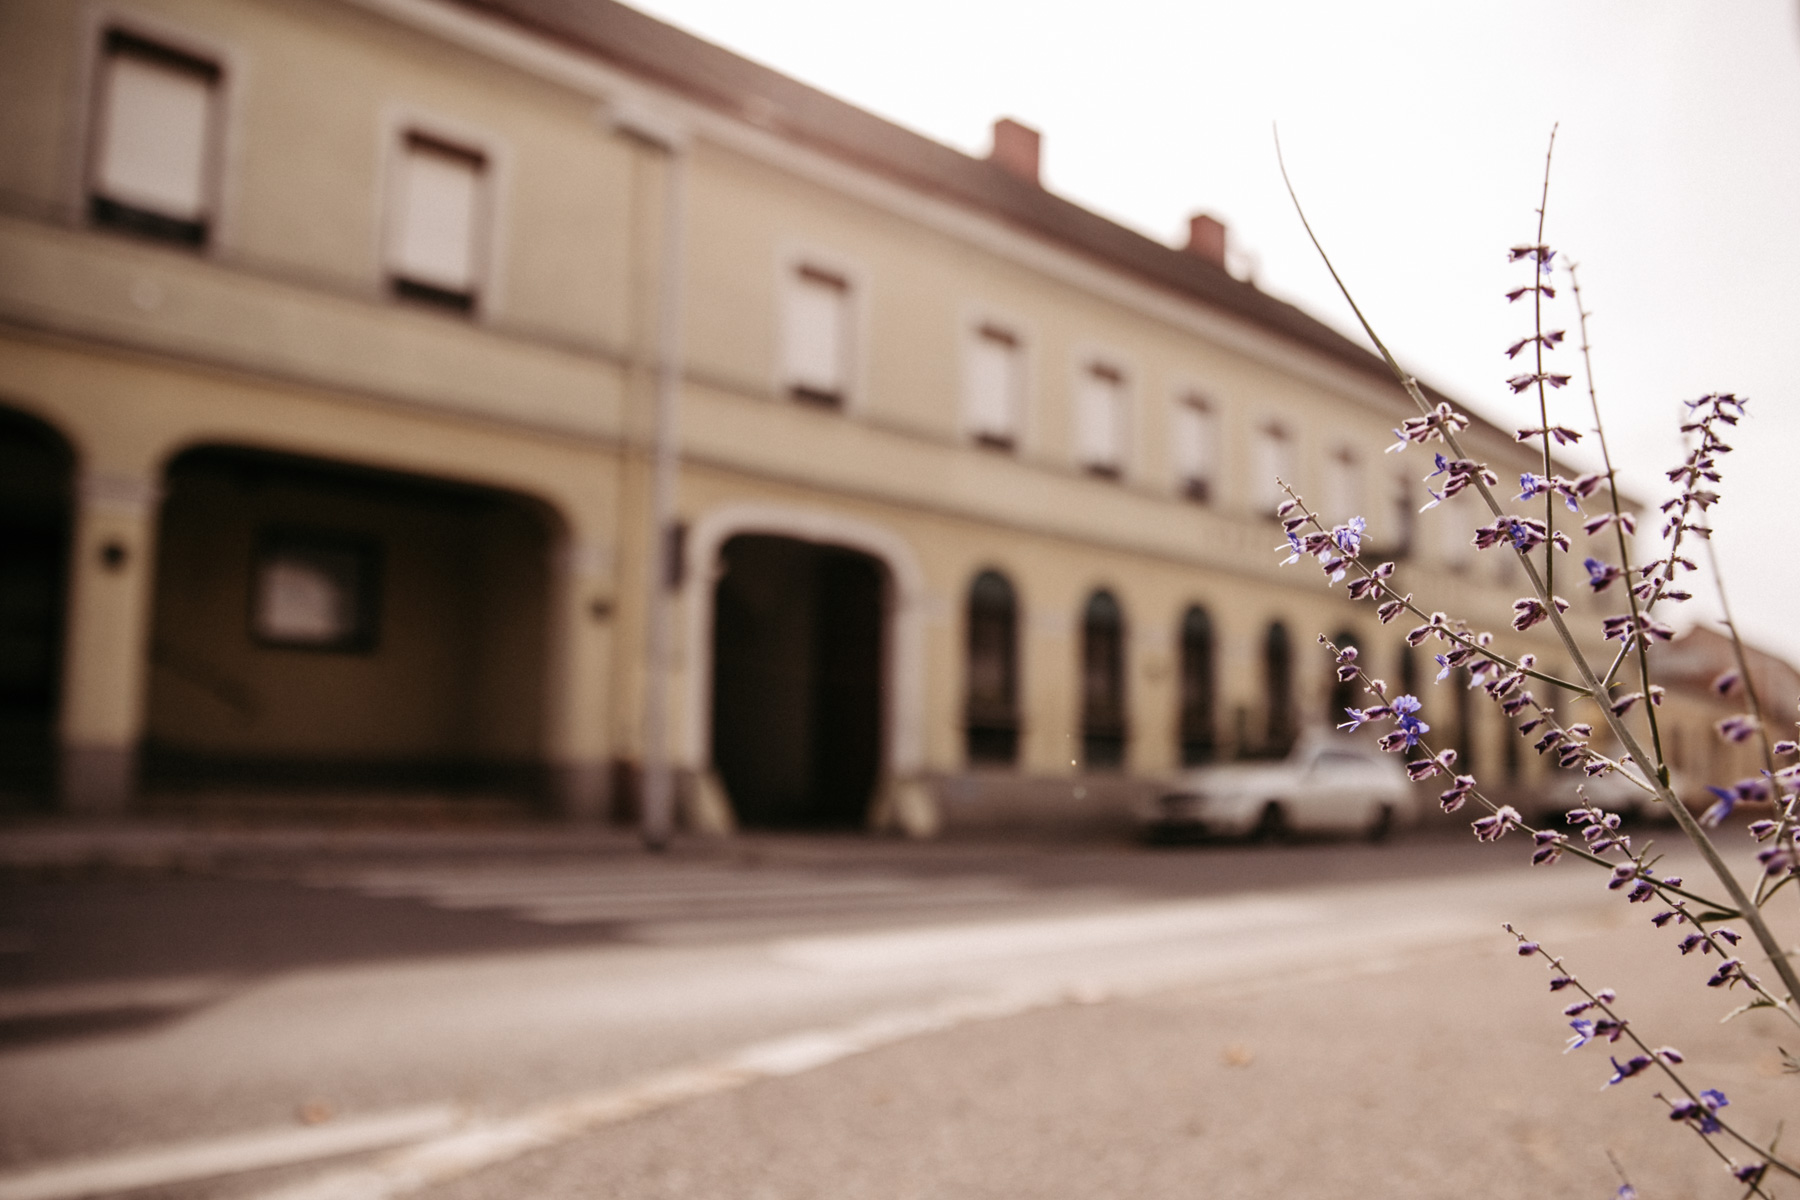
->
0;0;1772;831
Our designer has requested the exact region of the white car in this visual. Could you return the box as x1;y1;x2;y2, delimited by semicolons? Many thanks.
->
1140;730;1419;842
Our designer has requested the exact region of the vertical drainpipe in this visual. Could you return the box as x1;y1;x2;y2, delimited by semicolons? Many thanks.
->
611;98;688;851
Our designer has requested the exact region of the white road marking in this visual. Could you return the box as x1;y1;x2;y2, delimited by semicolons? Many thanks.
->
0;1106;462;1200
245;988;1069;1200
771;894;1317;973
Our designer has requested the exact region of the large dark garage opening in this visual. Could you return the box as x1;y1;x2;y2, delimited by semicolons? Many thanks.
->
145;446;554;807
0;409;73;809
710;535;886;829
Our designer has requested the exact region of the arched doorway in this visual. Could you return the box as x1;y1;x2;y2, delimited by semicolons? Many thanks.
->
0;408;74;808
145;446;555;803
710;535;886;827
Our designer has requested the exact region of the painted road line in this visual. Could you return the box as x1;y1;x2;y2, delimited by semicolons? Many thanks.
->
0;1106;463;1200
245;988;1068;1200
770;893;1320;973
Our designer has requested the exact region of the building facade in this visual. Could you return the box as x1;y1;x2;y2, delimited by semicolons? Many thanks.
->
0;0;1752;833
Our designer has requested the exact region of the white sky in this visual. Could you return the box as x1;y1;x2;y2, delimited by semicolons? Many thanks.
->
633;0;1800;665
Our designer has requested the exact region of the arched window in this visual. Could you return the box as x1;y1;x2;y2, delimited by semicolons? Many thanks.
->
965;570;1019;764
1328;628;1359;727
1263;620;1295;757
1178;605;1215;764
1453;665;1475;778
1081;590;1127;769
1398;644;1420;699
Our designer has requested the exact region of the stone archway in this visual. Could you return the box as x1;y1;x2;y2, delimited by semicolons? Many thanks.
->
682;504;927;830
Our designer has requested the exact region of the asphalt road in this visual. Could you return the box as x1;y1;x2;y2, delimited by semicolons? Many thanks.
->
0;820;1788;1200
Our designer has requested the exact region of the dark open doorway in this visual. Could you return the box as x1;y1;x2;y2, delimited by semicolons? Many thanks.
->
0;409;73;809
710;535;885;828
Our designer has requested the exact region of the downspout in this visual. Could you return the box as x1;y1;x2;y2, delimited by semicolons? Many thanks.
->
611;99;687;850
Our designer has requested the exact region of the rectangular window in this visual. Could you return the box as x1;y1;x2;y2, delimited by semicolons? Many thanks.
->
388;133;486;312
1172;394;1216;503
1389;469;1416;555
89;31;221;246
1323;448;1362;522
783;264;851;407
966;323;1022;449
250;532;380;653
1077;362;1126;479
1252;424;1294;518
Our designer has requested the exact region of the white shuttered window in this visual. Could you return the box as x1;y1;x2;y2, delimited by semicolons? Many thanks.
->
783;266;851;406
1253;425;1294;517
1172;395;1216;502
389;134;485;309
966;324;1022;447
90;32;220;243
1323;448;1362;522
1077;363;1126;477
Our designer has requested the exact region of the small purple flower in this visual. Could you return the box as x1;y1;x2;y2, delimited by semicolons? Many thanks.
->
1516;941;1540;956
1564;1018;1595;1052
1279;533;1304;566
1338;707;1372;733
1583;556;1622;592
1705;959;1742;988
1605;1054;1653;1086
1471;805;1522;843
1716;714;1758;744
1390;694;1429;747
1332;516;1366;556
1701;786;1736;827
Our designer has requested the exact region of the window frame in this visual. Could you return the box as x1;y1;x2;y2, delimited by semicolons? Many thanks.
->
1074;358;1130;481
1251;421;1295;520
84;24;227;249
776;244;866;412
1171;390;1218;504
964;569;1022;765
382;124;495;316
246;528;383;655
962;317;1028;451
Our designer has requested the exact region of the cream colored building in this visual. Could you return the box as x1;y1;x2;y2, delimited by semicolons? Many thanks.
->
0;0;1735;832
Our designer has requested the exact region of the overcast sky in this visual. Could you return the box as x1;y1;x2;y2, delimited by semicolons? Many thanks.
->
633;0;1800;666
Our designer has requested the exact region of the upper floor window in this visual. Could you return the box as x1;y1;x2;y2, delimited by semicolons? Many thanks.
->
1172;393;1217;503
88;30;221;247
1323;447;1362;523
782;264;852;408
388;132;487;313
1076;362;1127;479
965;323;1023;450
1252;423;1294;519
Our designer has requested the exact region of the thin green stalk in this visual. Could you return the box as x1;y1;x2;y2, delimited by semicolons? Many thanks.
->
1274;133;1800;1006
1567;265;1669;786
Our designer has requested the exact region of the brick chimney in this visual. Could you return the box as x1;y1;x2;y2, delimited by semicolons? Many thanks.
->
988;118;1041;185
1185;213;1227;267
